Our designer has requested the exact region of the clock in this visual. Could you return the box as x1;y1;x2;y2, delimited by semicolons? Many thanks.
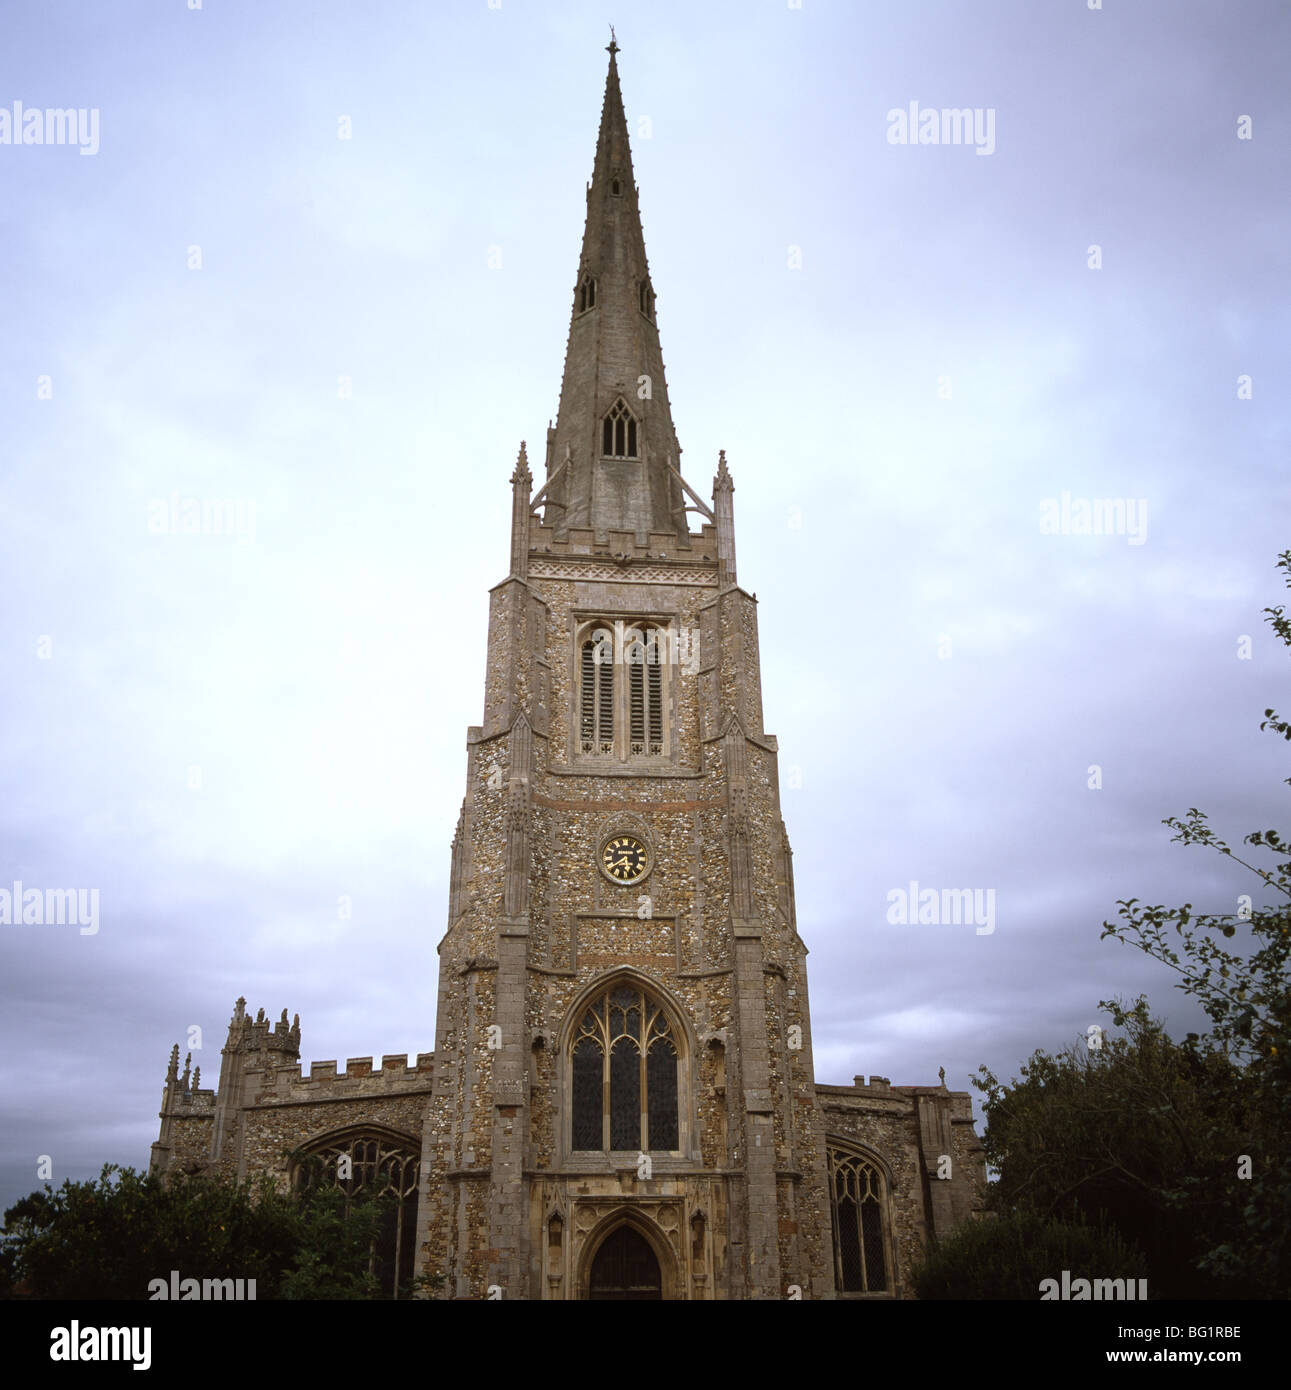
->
601;834;649;885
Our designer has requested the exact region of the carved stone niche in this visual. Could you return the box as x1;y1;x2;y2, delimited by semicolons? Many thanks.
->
546;1207;565;1296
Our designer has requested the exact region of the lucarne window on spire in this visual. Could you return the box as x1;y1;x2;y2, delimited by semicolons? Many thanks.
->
639;279;654;321
577;274;597;314
602;399;638;458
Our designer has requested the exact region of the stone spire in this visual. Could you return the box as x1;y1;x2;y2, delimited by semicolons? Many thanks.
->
543;40;687;543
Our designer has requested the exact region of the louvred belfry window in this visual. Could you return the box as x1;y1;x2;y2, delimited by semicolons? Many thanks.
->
579;621;670;760
580;631;614;754
626;628;664;755
570;984;679;1153
827;1146;891;1294
602;399;638;458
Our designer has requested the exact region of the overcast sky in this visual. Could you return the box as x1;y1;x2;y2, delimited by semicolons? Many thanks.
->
1;0;1288;1217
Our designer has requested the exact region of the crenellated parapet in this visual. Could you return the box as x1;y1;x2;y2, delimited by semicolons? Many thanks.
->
245;1052;435;1104
152;1003;433;1183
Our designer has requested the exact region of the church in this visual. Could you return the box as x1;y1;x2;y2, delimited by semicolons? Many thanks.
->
148;42;985;1300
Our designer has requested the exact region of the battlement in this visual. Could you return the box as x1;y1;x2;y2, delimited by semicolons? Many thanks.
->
245;1051;434;1103
530;519;718;565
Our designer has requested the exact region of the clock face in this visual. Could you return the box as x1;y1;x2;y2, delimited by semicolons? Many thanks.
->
601;835;648;884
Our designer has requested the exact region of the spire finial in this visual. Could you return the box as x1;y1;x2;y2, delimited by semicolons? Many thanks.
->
607;26;618;57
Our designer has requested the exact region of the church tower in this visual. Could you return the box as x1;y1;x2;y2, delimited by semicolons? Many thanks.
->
416;40;834;1299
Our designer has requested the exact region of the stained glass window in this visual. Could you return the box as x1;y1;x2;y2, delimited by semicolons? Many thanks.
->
572;1036;603;1150
610;1038;640;1149
647;1036;678;1150
570;984;680;1153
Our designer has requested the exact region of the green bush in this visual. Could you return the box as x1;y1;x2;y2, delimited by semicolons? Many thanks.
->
0;1163;429;1300
914;1210;1149;1300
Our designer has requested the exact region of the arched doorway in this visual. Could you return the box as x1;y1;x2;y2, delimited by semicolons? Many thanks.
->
588;1224;662;1300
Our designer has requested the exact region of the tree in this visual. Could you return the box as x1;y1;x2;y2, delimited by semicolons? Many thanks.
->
966;553;1290;1300
0;1161;431;1300
972;1000;1250;1297
1098;550;1291;1296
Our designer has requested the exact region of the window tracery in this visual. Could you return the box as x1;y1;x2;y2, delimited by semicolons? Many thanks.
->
827;1144;890;1293
602;399;637;458
570;984;679;1152
292;1130;421;1298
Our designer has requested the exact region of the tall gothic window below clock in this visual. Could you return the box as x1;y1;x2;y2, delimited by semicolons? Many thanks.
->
827;1144;891;1294
570;984;679;1152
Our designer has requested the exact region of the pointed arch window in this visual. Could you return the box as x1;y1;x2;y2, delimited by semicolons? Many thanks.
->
291;1129;421;1299
639;279;655;321
580;628;614;755
576;620;670;760
578;275;597;314
570;984;679;1152
626;627;664;755
602;399;637;459
827;1144;891;1294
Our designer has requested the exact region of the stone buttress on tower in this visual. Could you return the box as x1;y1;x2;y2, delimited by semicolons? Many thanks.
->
416;38;838;1301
